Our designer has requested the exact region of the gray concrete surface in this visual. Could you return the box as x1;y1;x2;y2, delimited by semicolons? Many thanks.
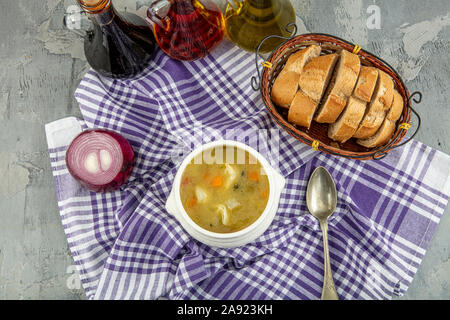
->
0;0;448;300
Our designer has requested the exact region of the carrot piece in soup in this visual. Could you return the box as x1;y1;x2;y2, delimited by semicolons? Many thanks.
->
248;171;260;182
188;197;197;208
261;190;269;198
181;177;190;186
211;176;223;187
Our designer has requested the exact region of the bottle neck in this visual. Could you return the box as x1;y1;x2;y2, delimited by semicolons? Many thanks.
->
78;0;116;26
78;0;111;14
172;1;196;15
248;0;274;9
246;0;280;21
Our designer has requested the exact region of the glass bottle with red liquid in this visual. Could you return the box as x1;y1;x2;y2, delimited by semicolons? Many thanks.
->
146;0;225;61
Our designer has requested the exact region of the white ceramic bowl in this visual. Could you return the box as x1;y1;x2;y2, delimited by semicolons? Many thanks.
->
165;140;286;248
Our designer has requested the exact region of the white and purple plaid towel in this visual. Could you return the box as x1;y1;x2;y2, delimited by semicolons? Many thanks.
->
45;41;450;300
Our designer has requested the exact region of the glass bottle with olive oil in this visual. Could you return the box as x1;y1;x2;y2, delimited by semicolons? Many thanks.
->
225;0;296;53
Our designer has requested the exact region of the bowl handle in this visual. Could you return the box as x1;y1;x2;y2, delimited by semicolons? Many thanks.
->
165;188;179;217
251;23;298;91
270;168;286;195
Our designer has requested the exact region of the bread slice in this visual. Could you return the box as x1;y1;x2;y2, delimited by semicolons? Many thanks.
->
282;45;322;74
271;45;322;108
356;119;396;148
314;50;361;123
386;90;403;121
298;53;339;102
271;71;302;108
327;96;367;143
287;91;319;129
354;66;379;102
352;70;395;139
357;89;404;148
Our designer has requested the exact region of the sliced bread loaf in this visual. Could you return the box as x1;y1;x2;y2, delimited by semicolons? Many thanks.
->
314;50;361;123
356;90;404;148
352;70;394;139
271;45;321;108
288;54;339;129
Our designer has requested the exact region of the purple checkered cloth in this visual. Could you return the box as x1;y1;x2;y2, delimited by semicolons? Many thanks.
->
45;41;450;300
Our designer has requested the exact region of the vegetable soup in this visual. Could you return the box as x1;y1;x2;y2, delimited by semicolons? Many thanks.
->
179;146;270;233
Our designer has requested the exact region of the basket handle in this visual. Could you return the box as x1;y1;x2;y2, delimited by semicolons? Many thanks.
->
373;91;422;160
251;23;298;91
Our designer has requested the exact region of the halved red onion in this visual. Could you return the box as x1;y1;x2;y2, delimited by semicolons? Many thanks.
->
65;129;135;192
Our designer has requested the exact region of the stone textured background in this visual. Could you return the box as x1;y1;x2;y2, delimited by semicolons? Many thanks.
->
0;0;448;299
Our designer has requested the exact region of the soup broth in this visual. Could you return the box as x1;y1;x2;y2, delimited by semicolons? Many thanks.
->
180;146;270;233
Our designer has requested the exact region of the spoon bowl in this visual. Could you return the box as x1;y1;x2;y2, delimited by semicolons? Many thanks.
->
306;167;337;222
306;166;339;300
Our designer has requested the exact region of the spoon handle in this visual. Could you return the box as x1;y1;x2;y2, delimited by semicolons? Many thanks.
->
319;220;339;300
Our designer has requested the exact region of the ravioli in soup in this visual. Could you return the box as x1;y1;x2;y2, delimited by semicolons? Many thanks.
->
180;146;270;233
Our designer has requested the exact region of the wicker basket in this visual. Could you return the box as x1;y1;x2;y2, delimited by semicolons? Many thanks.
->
252;25;422;160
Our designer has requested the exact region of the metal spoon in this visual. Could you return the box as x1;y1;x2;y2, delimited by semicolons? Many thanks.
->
306;166;339;300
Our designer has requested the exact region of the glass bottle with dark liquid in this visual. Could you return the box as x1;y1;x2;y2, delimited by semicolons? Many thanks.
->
146;0;224;61
68;0;156;78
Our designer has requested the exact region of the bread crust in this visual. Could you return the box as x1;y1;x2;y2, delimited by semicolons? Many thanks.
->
354;66;379;102
282;45;322;74
286;54;338;129
271;45;321;108
356;118;396;148
386;90;403;121
288;91;319;129
271;71;301;108
315;50;361;123
353;70;394;139
356;89;404;148
298;54;339;102
328;96;366;143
